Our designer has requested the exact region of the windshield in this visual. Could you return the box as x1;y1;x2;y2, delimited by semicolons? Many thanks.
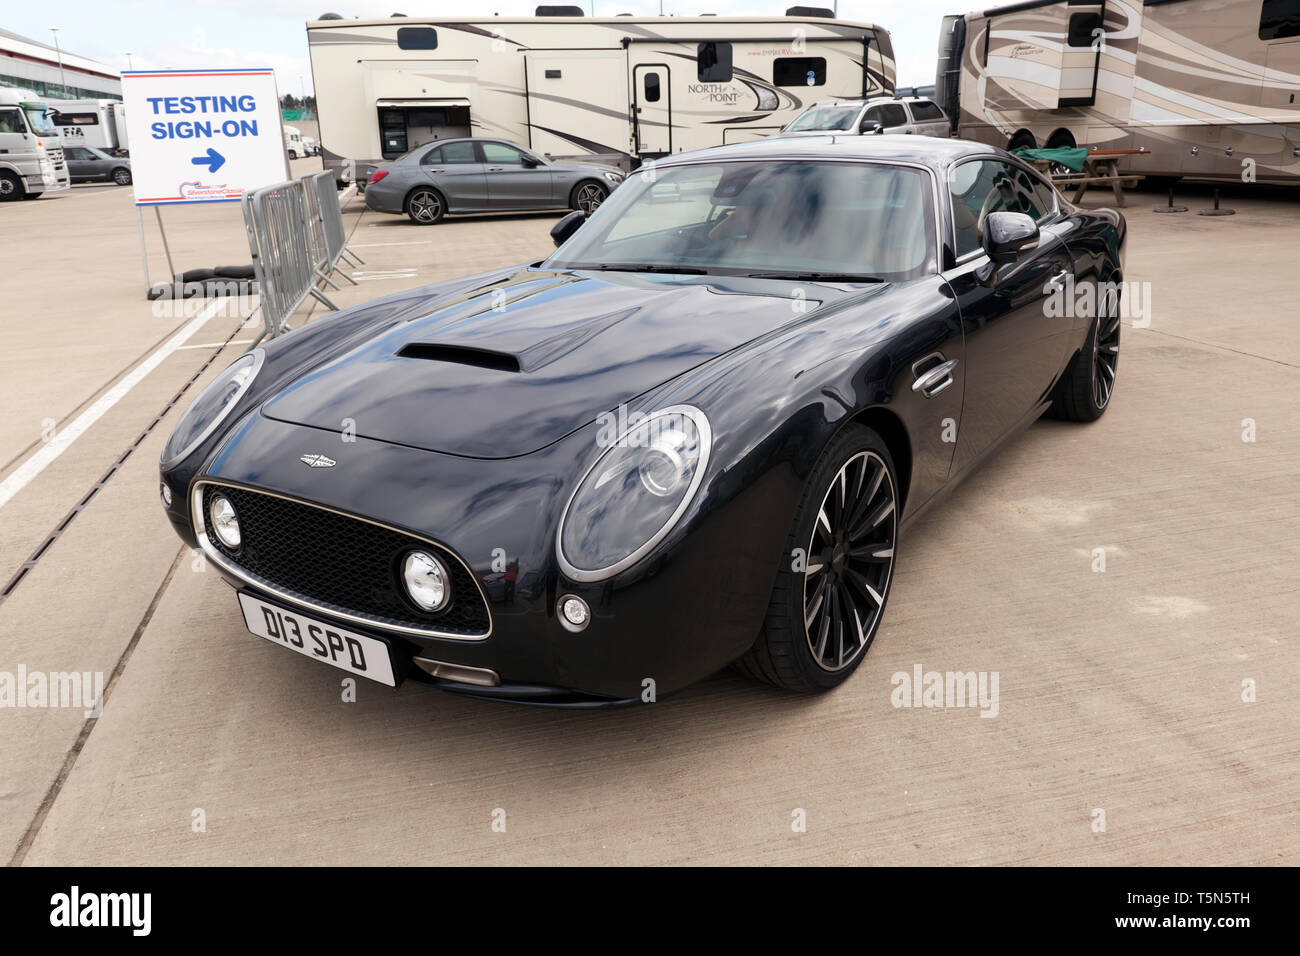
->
784;104;861;132
22;104;57;136
546;160;934;281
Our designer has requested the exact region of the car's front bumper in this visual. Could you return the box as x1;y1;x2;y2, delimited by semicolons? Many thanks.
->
164;413;790;703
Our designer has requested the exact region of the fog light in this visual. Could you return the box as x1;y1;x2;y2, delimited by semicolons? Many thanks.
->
402;551;449;612
160;482;173;507
559;595;590;632
208;495;241;549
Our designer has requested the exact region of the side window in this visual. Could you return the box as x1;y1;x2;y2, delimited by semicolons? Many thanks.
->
1067;12;1104;48
1260;0;1300;40
773;57;827;87
880;103;909;128
862;106;885;128
480;142;525;165
0;110;22;134
949;160;1053;257
396;27;438;50
908;100;946;122
419;146;443;165
697;42;732;82
439;141;478;164
643;73;661;103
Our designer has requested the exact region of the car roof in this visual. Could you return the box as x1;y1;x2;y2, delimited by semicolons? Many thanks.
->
655;135;999;174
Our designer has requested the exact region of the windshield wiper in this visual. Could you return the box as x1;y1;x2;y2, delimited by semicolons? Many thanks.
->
741;271;888;283
592;263;711;275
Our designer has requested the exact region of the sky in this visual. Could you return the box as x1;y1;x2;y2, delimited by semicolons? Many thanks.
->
11;0;960;95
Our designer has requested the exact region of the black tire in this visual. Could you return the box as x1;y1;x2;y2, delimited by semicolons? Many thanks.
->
405;187;445;224
570;179;607;215
288;149;298;160
1007;131;1037;152
1045;130;1078;176
738;424;900;693
112;167;132;186
1049;286;1121;422
0;170;24;202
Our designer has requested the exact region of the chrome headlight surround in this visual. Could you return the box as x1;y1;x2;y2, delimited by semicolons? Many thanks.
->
160;349;264;469
602;170;624;184
556;405;712;583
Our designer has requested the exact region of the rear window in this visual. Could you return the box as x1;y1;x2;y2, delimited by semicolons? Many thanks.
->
908;100;945;122
1067;12;1103;48
397;27;438;50
773;57;827;87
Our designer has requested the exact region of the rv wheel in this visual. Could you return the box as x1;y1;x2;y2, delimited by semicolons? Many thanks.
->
0;171;23;202
406;187;445;225
571;180;607;215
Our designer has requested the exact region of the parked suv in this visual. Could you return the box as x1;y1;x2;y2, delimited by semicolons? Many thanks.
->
778;96;951;139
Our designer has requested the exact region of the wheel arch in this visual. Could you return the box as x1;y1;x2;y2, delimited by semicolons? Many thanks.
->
842;405;913;513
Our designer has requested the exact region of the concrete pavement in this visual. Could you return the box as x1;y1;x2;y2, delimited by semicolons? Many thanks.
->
1;176;1297;865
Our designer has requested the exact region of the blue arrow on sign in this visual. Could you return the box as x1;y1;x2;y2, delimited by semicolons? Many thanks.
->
191;147;226;174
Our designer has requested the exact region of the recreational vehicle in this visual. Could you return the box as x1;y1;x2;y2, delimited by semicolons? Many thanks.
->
306;8;895;183
935;0;1300;184
0;88;70;200
51;99;129;154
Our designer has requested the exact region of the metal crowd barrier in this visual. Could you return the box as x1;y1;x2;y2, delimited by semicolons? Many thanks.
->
241;174;366;343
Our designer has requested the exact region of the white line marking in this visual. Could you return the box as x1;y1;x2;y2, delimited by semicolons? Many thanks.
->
0;299;231;513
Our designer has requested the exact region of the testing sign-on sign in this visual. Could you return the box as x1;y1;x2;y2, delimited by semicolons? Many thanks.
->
120;68;287;206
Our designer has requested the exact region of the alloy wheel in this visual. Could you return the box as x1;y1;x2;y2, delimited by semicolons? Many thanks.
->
575;183;605;214
1092;289;1121;409
803;450;897;672
409;190;441;223
113;168;132;185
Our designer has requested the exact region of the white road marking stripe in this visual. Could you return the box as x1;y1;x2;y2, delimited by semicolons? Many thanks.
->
0;299;231;513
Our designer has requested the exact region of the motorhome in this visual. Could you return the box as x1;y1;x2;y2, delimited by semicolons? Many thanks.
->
306;7;895;182
935;0;1300;184
0;88;71;200
50;99;129;154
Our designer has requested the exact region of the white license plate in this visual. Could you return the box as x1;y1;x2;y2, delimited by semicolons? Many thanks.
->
238;593;397;686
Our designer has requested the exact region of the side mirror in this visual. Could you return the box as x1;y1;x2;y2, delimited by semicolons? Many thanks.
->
521;156;541;168
859;120;882;135
551;210;586;247
981;211;1039;265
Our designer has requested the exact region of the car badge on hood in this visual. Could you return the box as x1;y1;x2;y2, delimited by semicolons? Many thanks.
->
299;453;337;469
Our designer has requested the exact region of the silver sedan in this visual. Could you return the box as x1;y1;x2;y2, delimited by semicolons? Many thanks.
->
363;138;624;224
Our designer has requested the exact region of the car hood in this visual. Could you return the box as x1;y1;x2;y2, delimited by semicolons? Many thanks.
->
260;267;819;459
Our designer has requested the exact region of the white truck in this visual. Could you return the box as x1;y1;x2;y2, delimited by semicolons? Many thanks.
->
0;88;71;200
51;99;129;154
283;124;305;159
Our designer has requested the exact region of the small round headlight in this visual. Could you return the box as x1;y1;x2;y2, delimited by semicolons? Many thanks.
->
209;495;241;549
402;551;450;612
160;482;173;508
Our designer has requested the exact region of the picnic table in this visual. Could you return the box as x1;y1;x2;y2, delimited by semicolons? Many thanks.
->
1021;148;1150;207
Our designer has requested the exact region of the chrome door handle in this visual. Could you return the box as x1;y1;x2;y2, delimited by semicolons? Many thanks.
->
911;353;958;398
1045;269;1069;293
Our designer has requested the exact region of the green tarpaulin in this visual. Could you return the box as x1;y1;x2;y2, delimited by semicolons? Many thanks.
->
1011;146;1090;172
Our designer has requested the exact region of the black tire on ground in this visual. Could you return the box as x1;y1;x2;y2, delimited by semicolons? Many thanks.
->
405;187;445;224
1049;288;1121;422
570;179;608;215
112;167;132;186
737;424;900;693
288;149;298;160
0;170;24;201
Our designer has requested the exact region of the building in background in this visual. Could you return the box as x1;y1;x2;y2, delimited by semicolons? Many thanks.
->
0;27;121;101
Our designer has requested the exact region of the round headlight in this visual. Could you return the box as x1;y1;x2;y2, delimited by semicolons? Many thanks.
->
402;551;450;612
161;350;263;467
208;495;241;549
558;405;711;581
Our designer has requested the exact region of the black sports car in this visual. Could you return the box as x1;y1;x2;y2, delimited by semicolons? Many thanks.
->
159;136;1125;706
